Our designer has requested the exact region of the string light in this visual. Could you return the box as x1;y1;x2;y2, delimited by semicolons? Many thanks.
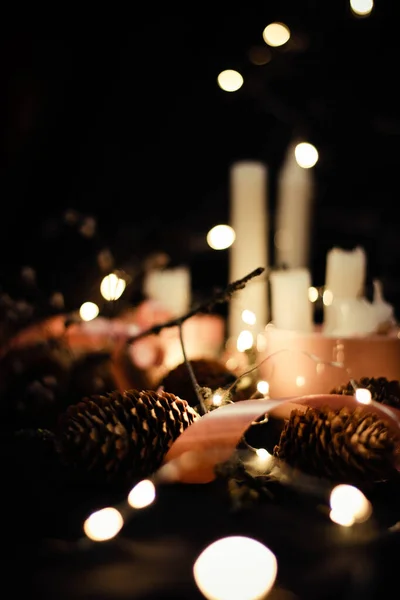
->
330;484;372;525
207;225;236;250
128;479;156;509
79;301;99;321
217;69;244;92
262;22;290;47
355;387;372;405
83;507;124;541
100;273;126;301
193;536;278;600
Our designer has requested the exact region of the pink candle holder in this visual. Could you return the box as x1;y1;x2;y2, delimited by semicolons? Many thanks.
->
258;323;400;399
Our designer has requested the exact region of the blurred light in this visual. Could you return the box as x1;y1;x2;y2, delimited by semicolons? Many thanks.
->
83;507;124;541
212;393;223;407
226;357;238;371
257;380;269;395
79;301;99;322
207;224;236;250
217;69;244;92
128;479;156;509
323;289;334;306
255;447;273;470
242;309;256;325
262;22;290;47
330;484;372;524
248;45;272;65
193;535;278;600
329;508;355;527
355;387;372;405
256;333;268;352
237;330;254;352
308;286;319;302
350;0;373;16
256;448;270;460
294;142;319;168
296;375;306;387
100;273;126;301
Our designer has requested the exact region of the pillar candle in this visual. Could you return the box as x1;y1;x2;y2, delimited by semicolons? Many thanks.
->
228;161;269;343
275;142;315;269
269;267;314;332
143;266;191;318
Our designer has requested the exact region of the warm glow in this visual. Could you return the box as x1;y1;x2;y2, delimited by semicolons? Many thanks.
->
100;273;126;301
350;0;373;16
355;387;372;405
242;309;256;325
308;286;319;302
323;289;334;306
79;301;99;321
212;393;223;407
294;142;319;168
217;69;244;92
207;224;236;250
296;375;306;387
193;536;278;600
83;507;124;541
257;380;269;395
262;22;290;47
128;479;156;509
330;484;372;525
237;330;254;352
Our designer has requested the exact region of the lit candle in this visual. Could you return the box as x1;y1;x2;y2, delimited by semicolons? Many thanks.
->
275;141;315;269
269;267;314;332
228;161;269;343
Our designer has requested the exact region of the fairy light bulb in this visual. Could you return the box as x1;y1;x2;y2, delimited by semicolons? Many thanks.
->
207;225;236;250
262;22;290;47
237;330;254;352
355;388;372;405
257;380;269;395
350;0;373;16
128;479;156;509
242;309;256;325
100;273;126;301
193;535;278;600
212;393;223;407
294;142;319;168
79;301;99;321
83;507;124;541
308;286;319;302
217;69;244;92
330;484;372;526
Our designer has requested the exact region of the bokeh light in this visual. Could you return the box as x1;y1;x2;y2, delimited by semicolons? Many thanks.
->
83;507;124;541
128;479;156;509
294;142;319;168
207;224;236;250
262;22;290;47
217;69;244;92
100;273;126;301
79;301;99;321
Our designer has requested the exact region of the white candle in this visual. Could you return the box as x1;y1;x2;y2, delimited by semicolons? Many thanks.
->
323;246;367;334
275;142;315;269
143;266;191;317
228;161;269;342
325;246;366;300
269;267;314;332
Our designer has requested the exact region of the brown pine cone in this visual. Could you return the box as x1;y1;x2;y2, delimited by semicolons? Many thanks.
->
158;358;256;408
273;405;398;484
54;388;200;487
331;377;400;409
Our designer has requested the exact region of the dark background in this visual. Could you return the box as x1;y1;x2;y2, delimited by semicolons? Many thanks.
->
1;2;400;320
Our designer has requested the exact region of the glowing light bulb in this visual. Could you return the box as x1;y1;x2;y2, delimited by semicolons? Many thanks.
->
308;286;319;302
262;22;290;47
323;289;333;306
83;507;123;541
294;142;319;168
350;0;373;16
207;224;236;250
355;388;372;405
257;380;269;395
237;330;254;352
128;479;156;509
79;301;99;321
100;273;126;301
295;375;306;387
242;309;256;325
193;535;278;600
330;484;372;525
212;393;223;407
217;69;244;92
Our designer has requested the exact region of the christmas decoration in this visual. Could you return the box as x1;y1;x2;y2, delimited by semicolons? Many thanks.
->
273;405;398;484
54;388;200;486
331;377;400;409
159;357;256;408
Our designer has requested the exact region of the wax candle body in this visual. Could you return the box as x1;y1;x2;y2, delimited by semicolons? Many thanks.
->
143;266;191;318
269;267;314;332
275;142;314;269
228;161;269;342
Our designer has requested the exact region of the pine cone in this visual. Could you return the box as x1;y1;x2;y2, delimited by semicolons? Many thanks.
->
54;388;200;486
159;358;256;408
331;377;400;410
273;405;398;483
